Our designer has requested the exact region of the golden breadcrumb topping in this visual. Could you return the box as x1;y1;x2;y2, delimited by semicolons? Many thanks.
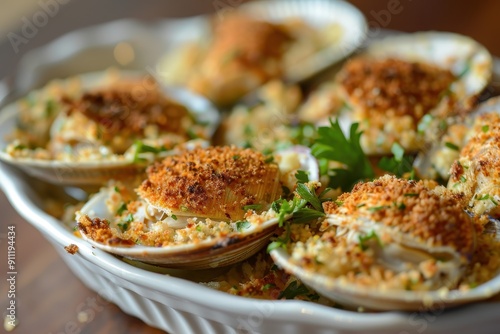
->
63;79;188;139
77;215;135;246
339;58;455;122
460;112;500;159
64;244;79;255
324;175;477;254
449;112;500;216
138;146;281;221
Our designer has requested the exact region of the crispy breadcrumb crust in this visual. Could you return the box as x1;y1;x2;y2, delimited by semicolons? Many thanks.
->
62;79;188;139
324;175;477;254
339;58;456;122
449;112;500;216
138;146;281;221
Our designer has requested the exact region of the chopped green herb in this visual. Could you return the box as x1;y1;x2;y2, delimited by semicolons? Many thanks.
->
116;203;127;215
196;226;202;232
232;155;241;161
44;99;56;118
296;183;323;212
295;170;309;183
396;203;406;210
445;142;459;151
114;186;120;193
368;205;390;213
262;283;275;291
482;125;489;133
13;144;27;150
358;230;382;251
292;208;325;224
133;141;166;162
117;222;129;232
404;193;419;197
311;119;375;192
243;204;262;211
236;220;251;232
460;176;467;183
378;143;415;178
335;201;343;206
125;213;134;223
278;281;312;300
264;156;274;164
418;114;434;133
171;214;178;221
180;205;189;212
356;203;366;208
281;185;291;197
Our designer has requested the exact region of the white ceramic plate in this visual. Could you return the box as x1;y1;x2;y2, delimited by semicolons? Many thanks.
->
2;149;500;334
1;14;500;334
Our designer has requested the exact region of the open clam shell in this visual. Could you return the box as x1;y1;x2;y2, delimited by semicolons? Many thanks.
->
414;96;500;181
445;97;500;217
78;188;281;269
76;146;320;269
157;0;367;106
271;175;500;311
300;31;492;156
0;71;220;186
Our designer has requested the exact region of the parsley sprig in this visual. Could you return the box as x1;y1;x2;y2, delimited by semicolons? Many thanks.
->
311;119;375;192
267;182;326;252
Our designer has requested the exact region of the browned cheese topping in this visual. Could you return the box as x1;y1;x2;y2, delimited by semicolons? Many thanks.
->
339;58;456;122
450;112;500;185
459;113;500;160
323;175;476;254
138;146;281;221
206;15;292;80
63;80;188;139
77;215;134;247
64;244;79;255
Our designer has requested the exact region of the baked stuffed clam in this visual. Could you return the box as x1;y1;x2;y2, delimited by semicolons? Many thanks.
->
299;32;492;156
76;146;317;269
271;175;500;310
0;70;219;185
446;97;500;217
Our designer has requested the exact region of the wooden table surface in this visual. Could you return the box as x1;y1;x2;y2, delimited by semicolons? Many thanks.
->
1;1;500;333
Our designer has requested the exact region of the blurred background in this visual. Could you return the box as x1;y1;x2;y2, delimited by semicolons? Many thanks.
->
1;0;500;80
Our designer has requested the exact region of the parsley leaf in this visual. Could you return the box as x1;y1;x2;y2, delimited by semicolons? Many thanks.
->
295;170;309;183
445;142;459;151
278;281;313;300
311;119;374;192
358;230;382;251
295;183;322;211
378;143;415;178
243;204;262;212
236;220;251;232
132;141;167;162
116;203;127;216
292;208;325;224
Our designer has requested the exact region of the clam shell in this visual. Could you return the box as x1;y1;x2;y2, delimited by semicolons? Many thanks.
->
271;247;500;311
0;71;220;186
364;32;492;101
78;188;280;269
303;32;493;156
414;96;500;180
240;0;368;83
